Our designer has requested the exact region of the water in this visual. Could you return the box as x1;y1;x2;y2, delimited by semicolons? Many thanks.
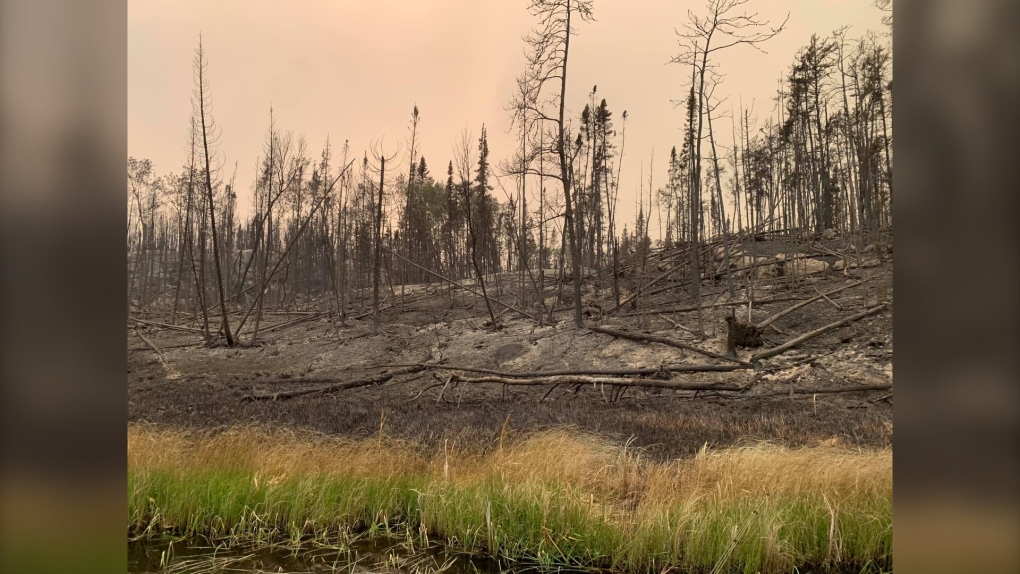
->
128;536;535;574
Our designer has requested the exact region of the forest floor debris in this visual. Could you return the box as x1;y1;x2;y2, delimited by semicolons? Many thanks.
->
128;234;893;460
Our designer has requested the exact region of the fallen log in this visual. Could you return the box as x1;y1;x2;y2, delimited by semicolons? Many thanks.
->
383;362;749;377
259;312;327;334
133;327;181;379
424;374;889;398
244;365;425;400
869;392;893;403
751;303;889;362
613;295;812;318
656;313;698;336
755;279;867;329
133;327;167;366
129;316;204;333
808;241;845;259
813;285;843;310
747;382;893;397
128;341;203;352
589;325;751;366
453;374;743;392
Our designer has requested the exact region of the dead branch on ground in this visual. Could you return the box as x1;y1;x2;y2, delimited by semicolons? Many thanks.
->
751;303;888;362
657;313;698;335
452;374;744;392
589;325;751;365
613;295;811;318
745;382;893;397
756;280;867;328
259;312;327;334
383;362;749;377
244;365;425;400
129;317;204;333
133;327;180;379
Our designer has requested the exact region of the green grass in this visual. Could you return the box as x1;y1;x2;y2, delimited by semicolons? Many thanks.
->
128;425;892;573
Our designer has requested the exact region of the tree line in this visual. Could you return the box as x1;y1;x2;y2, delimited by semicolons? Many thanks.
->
127;0;892;343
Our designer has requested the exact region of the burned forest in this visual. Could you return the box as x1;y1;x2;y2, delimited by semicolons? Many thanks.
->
129;2;894;573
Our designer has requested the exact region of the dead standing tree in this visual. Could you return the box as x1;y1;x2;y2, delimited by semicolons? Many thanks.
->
239;111;308;343
248;110;278;344
369;141;401;333
333;140;352;323
454;127;499;327
499;70;553;322
505;69;532;315
703;80;737;298
232;145;357;345
609;109;627;309
127;157;154;313
193;36;235;346
670;0;787;336
508;0;596;329
169;117;199;326
400;105;420;306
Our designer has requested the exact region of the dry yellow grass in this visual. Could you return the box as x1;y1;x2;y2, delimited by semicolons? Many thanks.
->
128;423;892;572
130;424;888;497
128;423;425;479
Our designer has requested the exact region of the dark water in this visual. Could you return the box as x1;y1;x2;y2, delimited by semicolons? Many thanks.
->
128;536;543;574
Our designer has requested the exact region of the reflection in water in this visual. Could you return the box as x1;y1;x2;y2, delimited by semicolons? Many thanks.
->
128;535;566;574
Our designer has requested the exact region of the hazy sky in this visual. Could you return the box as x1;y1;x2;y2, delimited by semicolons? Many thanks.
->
128;0;888;236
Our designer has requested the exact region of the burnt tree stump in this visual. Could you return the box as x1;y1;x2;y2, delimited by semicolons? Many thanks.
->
725;313;764;357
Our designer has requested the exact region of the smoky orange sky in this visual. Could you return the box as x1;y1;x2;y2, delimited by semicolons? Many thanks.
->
128;0;888;238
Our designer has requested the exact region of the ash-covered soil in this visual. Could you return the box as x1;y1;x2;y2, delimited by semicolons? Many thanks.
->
129;235;893;460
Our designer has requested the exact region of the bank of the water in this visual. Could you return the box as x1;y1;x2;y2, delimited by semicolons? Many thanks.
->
129;533;515;574
128;424;892;573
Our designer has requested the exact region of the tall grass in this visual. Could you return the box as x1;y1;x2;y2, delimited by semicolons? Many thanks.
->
128;424;891;573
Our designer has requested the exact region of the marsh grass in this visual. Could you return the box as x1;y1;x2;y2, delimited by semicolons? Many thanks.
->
128;424;891;573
